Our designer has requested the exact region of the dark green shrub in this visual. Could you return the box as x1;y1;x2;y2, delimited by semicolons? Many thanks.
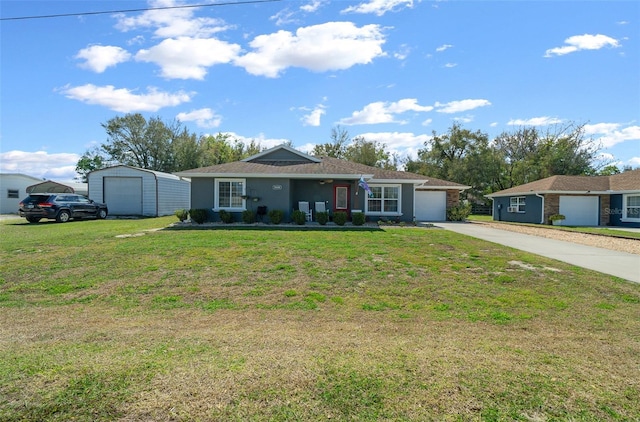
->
316;211;329;225
175;209;189;222
189;209;208;224
268;209;284;225
219;209;233;224
446;203;472;221
242;210;256;224
333;211;347;226
291;210;307;225
352;212;365;226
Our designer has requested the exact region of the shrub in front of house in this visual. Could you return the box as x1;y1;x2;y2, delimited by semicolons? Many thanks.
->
352;212;365;226
268;209;284;225
316;211;329;225
219;209;233;224
549;214;566;225
446;203;472;221
189;209;208;224
175;209;189;222
291;210;307;225
242;210;256;224
333;211;347;226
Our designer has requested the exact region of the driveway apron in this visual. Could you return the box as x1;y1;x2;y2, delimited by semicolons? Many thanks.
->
436;222;640;284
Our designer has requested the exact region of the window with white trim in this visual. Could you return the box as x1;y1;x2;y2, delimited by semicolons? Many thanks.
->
216;179;245;210
623;194;640;221
509;196;526;213
366;185;401;215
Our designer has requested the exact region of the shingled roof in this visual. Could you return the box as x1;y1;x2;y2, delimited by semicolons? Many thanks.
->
487;169;640;197
177;145;468;189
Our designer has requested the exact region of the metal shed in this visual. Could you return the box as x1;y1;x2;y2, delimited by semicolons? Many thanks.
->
88;165;190;217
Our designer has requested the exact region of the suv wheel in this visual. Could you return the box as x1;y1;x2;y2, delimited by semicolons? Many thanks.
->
56;210;71;223
97;209;108;219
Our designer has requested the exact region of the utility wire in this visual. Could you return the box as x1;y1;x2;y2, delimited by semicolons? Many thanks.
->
0;0;281;21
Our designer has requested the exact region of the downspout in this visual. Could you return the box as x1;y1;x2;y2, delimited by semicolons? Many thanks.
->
535;193;545;224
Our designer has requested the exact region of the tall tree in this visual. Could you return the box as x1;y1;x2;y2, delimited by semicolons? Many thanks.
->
312;125;349;158
100;113;177;172
75;147;108;182
344;136;396;169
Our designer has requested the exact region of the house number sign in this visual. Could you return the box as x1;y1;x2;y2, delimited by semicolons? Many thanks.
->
272;184;283;190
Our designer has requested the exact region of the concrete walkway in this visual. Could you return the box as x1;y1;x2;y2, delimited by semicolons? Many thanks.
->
436;222;640;284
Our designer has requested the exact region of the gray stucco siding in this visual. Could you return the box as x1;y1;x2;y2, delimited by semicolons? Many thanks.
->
609;194;640;228
492;194;543;224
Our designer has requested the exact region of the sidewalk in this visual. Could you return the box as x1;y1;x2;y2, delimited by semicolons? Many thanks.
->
436;222;640;284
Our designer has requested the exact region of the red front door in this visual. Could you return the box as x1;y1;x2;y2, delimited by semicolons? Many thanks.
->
334;184;350;215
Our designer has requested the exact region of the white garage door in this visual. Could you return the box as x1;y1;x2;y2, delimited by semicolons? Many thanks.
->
559;196;599;226
415;191;447;221
104;177;143;216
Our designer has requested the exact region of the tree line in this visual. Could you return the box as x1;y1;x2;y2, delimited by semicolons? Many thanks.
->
77;114;631;202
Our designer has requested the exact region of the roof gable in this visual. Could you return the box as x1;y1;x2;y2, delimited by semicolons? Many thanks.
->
243;144;320;164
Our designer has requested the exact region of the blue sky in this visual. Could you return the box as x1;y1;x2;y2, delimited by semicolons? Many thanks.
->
1;0;638;182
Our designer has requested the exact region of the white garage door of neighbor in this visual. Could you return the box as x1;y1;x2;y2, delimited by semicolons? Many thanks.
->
104;177;143;215
415;191;447;221
559;196;599;226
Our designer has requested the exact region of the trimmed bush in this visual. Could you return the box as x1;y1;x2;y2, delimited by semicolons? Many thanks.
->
219;209;233;224
446;203;472;221
316;211;329;225
333;211;347;226
352;212;365;226
291;210;307;225
268;209;284;225
175;209;189;222
189;209;208;224
242;210;256;224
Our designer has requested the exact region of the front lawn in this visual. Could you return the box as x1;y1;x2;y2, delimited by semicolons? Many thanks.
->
1;217;638;421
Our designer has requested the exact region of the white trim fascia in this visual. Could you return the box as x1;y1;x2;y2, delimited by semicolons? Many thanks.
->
486;190;628;198
370;178;428;184
415;185;471;190
175;172;370;179
241;144;321;163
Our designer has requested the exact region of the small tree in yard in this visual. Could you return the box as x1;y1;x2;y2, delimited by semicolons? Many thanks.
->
446;203;472;221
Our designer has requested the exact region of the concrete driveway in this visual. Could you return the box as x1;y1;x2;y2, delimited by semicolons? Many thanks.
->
436;222;640;284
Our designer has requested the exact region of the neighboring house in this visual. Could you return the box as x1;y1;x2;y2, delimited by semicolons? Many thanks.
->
88;165;191;217
486;169;640;227
175;144;469;223
0;173;43;214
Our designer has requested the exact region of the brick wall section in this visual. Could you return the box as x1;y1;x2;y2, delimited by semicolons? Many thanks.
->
599;194;610;226
446;190;460;208
544;194;560;224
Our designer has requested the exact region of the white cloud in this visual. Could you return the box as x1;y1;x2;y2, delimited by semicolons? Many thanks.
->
60;84;192;112
544;33;620;57
444;63;457;68
234;22;386;78
506;116;563;126
436;44;453;52
301;105;326;127
75;45;131;73
435;99;491;114
176;108;222;128
341;0;414;16
394;44;411;60
629;157;640;166
300;0;327;13
221;132;291;150
114;0;230;38
0;151;81;182
340;99;433;125
585;123;640;148
136;37;241;80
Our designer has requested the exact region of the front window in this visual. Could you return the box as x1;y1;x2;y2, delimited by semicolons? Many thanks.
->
623;194;640;221
509;196;526;213
216;179;245;210
366;185;401;214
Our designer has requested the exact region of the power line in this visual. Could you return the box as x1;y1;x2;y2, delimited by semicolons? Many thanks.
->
0;0;281;21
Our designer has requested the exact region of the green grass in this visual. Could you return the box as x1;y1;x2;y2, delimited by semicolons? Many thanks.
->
0;216;639;420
